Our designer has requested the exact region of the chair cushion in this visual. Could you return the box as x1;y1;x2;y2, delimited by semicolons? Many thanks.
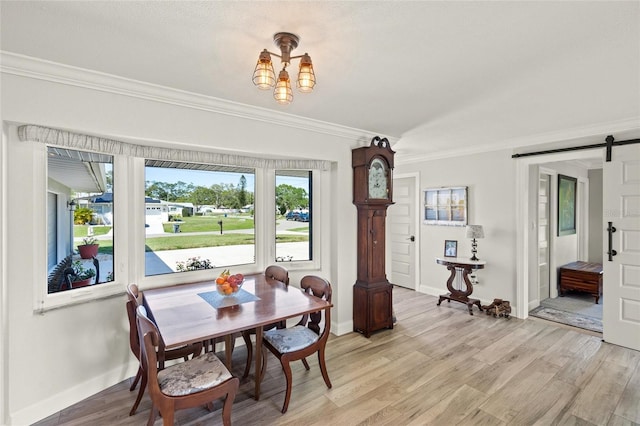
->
264;325;319;353
157;352;232;397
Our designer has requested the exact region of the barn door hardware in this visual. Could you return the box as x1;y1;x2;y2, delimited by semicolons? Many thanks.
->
607;221;617;261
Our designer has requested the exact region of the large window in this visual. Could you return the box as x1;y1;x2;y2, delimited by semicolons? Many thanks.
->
275;170;312;262
46;147;114;293
144;160;255;276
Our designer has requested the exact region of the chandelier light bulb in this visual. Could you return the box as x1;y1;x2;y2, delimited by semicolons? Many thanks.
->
273;69;293;105
254;32;316;104
297;53;315;93
252;49;276;90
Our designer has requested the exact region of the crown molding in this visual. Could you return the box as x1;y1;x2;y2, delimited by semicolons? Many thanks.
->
395;117;640;165
0;51;379;142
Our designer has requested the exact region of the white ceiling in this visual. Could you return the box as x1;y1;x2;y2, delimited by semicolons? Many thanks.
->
1;1;639;163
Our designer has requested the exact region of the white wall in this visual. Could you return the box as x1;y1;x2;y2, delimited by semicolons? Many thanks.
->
397;150;517;310
1;65;363;424
539;162;588;271
588;169;603;263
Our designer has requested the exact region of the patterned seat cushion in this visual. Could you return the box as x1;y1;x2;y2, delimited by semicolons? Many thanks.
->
264;325;319;353
157;352;232;397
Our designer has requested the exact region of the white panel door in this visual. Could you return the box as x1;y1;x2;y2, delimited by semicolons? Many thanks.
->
388;177;416;289
538;174;550;301
603;144;640;351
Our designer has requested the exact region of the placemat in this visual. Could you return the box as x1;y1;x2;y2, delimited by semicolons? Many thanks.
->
198;288;260;309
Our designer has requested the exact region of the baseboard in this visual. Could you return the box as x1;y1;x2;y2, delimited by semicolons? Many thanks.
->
419;284;442;297
11;361;139;426
333;318;353;336
529;298;540;311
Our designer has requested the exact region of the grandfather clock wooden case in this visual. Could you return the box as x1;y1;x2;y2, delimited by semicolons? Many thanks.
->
352;136;395;337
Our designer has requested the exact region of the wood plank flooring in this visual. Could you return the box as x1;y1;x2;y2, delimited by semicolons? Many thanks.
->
34;287;640;426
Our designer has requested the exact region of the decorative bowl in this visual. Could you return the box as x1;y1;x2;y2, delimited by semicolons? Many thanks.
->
216;273;245;296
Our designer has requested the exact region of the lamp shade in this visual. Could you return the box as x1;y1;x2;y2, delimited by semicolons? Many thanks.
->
466;225;484;239
273;69;293;105
252;49;276;90
296;53;316;93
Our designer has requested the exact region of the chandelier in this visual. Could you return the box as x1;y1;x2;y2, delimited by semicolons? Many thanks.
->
252;32;316;105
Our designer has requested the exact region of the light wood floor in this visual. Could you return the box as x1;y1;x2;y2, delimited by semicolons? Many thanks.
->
34;287;640;426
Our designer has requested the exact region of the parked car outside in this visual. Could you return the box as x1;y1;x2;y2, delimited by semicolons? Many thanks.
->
286;209;309;222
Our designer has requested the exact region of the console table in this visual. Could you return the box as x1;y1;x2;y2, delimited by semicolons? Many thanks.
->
559;261;603;304
435;257;486;315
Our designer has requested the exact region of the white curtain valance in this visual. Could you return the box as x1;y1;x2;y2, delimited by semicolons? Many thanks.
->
18;125;331;171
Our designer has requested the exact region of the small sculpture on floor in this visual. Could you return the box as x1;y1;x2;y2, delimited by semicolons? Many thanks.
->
481;298;511;319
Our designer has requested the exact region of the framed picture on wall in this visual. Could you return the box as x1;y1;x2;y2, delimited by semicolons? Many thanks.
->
444;240;458;257
558;174;577;236
424;186;468;226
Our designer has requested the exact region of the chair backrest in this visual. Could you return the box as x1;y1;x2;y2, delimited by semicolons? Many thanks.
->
298;275;332;337
126;298;142;362
265;264;290;286
135;305;162;393
126;283;141;306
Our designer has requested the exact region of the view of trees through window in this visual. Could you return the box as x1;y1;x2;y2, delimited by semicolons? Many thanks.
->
144;161;257;276
47;147;114;293
276;170;312;262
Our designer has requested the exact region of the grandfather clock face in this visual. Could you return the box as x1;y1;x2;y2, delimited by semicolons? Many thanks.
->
368;158;388;199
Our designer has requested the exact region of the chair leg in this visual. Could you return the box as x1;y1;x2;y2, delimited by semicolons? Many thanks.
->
260;345;268;383
221;378;239;426
301;357;310;370
317;348;332;389
130;367;142;391
147;406;158;426
280;358;293;414
242;331;253;378
129;373;147;416
160;409;174;426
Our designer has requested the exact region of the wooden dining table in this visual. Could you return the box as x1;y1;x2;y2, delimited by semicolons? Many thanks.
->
142;273;332;400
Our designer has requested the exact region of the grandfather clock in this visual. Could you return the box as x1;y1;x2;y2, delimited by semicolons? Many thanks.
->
352;136;395;337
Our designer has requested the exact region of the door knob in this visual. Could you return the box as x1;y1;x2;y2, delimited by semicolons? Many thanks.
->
407;236;415;242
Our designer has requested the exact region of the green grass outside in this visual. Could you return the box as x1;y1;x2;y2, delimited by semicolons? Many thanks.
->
162;214;255;233
287;226;309;232
145;234;308;252
88;233;308;254
74;225;112;238
73;214;308;254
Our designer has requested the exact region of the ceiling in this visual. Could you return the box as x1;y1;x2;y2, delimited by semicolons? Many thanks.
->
1;1;639;164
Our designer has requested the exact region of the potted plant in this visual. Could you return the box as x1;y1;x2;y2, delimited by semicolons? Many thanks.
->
67;260;96;288
77;236;99;259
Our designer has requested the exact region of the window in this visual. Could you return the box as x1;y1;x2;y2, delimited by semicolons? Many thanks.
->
144;160;255;276
46;147;114;293
275;170;312;262
424;186;467;226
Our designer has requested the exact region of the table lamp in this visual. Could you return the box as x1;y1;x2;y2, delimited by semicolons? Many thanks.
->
466;225;484;261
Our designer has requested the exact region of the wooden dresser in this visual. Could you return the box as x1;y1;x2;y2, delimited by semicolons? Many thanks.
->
559;261;603;304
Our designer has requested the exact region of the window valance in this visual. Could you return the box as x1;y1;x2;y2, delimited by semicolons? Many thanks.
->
18;125;331;171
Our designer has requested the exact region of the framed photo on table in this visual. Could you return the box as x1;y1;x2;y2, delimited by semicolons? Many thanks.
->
444;240;458;257
558;174;577;236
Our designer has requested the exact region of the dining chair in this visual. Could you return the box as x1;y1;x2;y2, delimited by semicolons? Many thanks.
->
261;275;332;413
136;305;239;426
126;284;202;416
240;264;290;378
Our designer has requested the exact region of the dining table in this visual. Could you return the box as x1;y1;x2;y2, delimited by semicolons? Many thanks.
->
141;273;332;400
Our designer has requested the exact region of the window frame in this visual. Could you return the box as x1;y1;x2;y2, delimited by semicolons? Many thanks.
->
33;140;325;311
275;169;313;264
35;144;124;312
